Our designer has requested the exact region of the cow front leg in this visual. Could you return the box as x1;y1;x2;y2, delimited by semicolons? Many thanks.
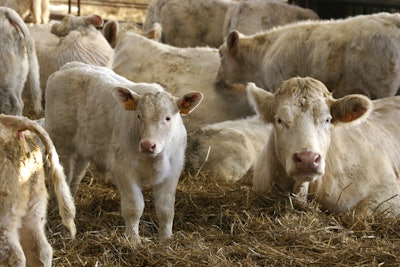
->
116;181;144;246
152;176;179;243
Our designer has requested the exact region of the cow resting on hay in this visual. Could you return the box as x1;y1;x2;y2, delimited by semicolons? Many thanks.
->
0;114;76;267
44;62;203;245
219;12;400;99
247;77;400;216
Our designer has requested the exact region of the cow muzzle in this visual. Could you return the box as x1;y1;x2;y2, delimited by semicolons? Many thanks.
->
290;150;324;182
139;139;157;154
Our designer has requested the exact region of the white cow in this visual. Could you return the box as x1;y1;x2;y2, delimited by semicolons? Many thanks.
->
28;14;114;98
0;114;76;267
219;12;400;99
223;0;319;37
113;31;253;131
0;7;42;116
247;77;400;216
144;0;318;48
186;115;271;182
44;62;202;244
0;0;49;24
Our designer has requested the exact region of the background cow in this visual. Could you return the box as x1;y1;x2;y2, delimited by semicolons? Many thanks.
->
219;12;400;99
222;0;318;37
186;115;271;182
0;114;75;267
247;77;400;216
44;62;202;245
28;14;114;100
112;31;253;131
0;7;42;117
144;0;318;48
0;0;49;24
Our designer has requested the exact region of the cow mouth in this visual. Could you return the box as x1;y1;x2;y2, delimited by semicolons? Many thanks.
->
291;172;322;182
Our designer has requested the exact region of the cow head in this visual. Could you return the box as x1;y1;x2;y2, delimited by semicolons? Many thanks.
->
217;30;264;88
247;77;372;185
113;87;203;155
51;14;103;37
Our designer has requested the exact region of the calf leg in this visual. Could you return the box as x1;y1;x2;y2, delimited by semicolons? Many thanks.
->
69;156;90;196
152;176;180;242
116;180;144;245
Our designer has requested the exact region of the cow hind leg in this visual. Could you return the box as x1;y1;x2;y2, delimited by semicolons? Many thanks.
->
20;181;52;267
0;230;26;267
69;156;90;196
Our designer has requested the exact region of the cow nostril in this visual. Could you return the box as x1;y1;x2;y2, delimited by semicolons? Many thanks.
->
293;154;302;163
140;141;156;153
314;154;321;164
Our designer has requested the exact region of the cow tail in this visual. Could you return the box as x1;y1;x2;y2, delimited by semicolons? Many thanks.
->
7;9;43;116
0;115;77;239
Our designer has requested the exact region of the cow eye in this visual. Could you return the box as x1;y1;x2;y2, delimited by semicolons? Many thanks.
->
276;117;282;124
137;114;141;120
325;116;332;124
166;116;171;121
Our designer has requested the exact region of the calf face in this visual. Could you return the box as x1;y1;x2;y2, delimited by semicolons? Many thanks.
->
247;77;372;185
112;87;203;155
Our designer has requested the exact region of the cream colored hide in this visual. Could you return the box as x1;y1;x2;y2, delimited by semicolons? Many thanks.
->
113;31;253;132
247;77;400;216
0;0;49;24
0;115;76;267
186;116;271;182
219;13;400;99
0;7;42;116
144;0;318;48
28;14;114;99
143;0;234;47
222;0;318;37
44;62;202;245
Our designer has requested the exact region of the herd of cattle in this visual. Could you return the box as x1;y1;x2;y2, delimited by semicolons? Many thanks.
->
1;0;400;265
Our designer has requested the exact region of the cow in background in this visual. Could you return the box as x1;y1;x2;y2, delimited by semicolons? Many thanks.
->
219;13;400;99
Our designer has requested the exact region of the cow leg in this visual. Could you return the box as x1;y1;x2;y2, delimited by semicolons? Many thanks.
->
115;179;144;245
0;230;26;267
20;174;52;267
152;176;180;243
69;156;90;196
293;181;309;202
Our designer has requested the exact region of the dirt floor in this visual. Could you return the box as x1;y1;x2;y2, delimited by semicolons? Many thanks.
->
43;1;400;266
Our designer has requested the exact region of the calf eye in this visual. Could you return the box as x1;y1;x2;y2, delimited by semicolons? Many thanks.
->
137;114;141;120
276;118;282;124
166;116;171;121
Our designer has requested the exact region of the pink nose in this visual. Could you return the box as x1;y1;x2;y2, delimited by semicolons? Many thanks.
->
140;140;156;153
293;151;321;173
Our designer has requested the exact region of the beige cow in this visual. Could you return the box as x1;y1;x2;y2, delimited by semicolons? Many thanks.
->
0;7;42;116
0;0;49;24
0;114;76;267
223;0;318;37
113;31;253;131
186;115;271;182
219;12;400;99
247;77;400;216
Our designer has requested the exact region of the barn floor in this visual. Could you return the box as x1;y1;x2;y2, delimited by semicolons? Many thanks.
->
47;171;400;266
45;1;400;266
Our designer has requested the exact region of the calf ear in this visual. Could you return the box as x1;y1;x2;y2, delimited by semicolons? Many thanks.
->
145;22;162;41
331;94;372;124
177;92;203;115
85;14;103;27
246;83;275;123
112;87;140;111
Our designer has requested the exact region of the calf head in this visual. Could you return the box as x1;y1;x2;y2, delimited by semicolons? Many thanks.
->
247;77;372;185
51;14;103;36
113;87;203;155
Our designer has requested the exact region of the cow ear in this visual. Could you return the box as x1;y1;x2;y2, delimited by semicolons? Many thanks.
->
112;87;140;111
246;83;275;123
177;92;203;115
102;20;119;48
86;14;103;27
145;22;162;41
331;94;372;124
227;30;240;51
